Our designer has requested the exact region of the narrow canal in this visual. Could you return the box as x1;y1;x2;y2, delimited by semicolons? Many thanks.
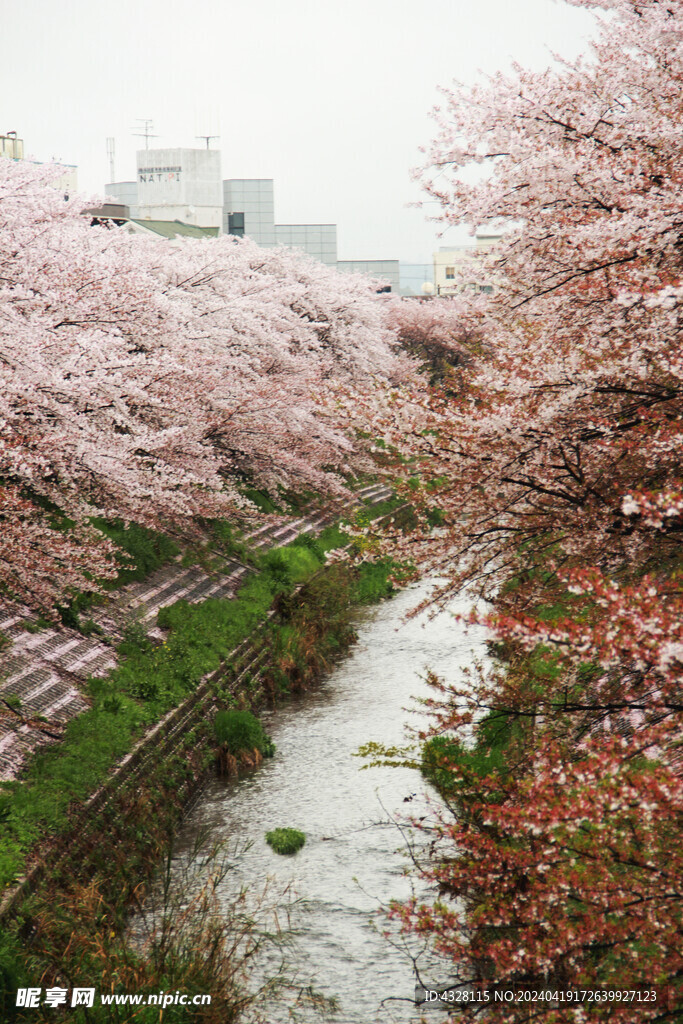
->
170;578;488;1022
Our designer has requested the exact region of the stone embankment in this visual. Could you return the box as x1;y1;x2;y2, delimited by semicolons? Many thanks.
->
0;485;391;780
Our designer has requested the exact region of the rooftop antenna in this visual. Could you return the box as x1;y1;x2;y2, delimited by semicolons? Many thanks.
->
132;118;158;150
106;137;115;182
196;134;219;150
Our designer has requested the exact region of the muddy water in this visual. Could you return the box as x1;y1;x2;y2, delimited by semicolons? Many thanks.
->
173;579;488;1022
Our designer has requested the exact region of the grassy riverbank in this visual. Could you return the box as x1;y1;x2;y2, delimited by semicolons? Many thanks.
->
0;500;411;1023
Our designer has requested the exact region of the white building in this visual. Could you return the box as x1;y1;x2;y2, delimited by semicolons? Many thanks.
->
337;259;399;293
223;178;338;265
109;148;222;230
434;232;502;297
398;263;433;297
104;180;138;217
49;165;78;196
276;224;337;267
106;149;403;288
85;199;219;241
223;179;275;245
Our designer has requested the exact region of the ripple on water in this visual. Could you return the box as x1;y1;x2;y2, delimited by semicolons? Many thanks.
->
172;579;489;1023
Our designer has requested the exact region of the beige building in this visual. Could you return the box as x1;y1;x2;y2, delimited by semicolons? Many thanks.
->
0;133;24;160
433;232;502;297
1;133;77;195
46;165;78;195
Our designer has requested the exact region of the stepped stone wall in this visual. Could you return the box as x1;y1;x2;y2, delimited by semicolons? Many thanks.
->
0;485;391;780
0;487;404;924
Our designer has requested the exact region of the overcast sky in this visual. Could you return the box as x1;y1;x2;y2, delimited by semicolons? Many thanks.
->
2;0;597;263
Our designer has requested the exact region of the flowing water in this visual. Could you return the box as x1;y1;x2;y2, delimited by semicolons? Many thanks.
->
169;579;488;1022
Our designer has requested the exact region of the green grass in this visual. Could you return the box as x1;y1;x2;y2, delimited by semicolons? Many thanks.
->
260;544;321;587
527;644;564;682
351;559;398;603
0;930;28;1022
358;493;405;518
0;499;410;892
425;507;446;527
0;694;148;887
214;710;275;758
265;828;306;855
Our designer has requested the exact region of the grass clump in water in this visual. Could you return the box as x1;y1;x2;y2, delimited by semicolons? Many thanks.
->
214;709;275;776
214;710;275;759
265;828;306;855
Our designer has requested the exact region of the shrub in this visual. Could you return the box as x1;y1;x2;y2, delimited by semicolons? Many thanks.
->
290;531;323;558
265;828;306;855
213;710;275;758
421;712;523;800
260;549;294;588
241;487;282;514
261;545;321;588
353;559;395;603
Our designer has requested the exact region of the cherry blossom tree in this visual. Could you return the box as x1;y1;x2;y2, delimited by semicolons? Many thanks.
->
384;296;477;386
395;726;682;1023
0;159;411;609
370;0;682;597
372;0;683;1015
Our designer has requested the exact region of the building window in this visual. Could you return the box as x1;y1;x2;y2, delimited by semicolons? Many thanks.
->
445;266;455;279
228;212;245;237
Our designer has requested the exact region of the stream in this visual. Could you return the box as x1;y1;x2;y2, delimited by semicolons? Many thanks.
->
166;578;488;1022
